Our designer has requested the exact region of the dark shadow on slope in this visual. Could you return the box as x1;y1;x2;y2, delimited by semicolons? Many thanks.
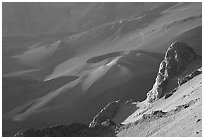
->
87;51;123;63
13;122;117;137
2;50;163;136
176;26;202;56
87;50;164;64
2;76;78;113
38;41;76;78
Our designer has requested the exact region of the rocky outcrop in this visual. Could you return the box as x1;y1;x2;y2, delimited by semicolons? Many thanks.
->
146;42;201;102
89;100;122;128
164;87;178;99
14;122;115;137
141;110;167;122
178;68;202;86
164;68;202;99
89;100;135;128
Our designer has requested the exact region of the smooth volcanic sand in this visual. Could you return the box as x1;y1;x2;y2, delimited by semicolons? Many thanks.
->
2;3;202;136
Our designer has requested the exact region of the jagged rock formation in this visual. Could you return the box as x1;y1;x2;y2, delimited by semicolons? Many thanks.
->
14;122;115;137
89;100;135;128
164;68;202;99
178;68;202;86
146;42;201;102
89;100;122;128
164;87;178;99
141;110;167;121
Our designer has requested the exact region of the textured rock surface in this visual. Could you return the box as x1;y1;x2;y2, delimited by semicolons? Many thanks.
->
89;100;122;128
178;68;202;86
14;122;115;137
146;42;201;102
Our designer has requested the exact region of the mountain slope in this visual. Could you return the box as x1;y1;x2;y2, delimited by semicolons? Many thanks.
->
2;3;201;80
118;69;202;137
2;2;202;137
14;57;202;137
2;2;166;37
2;50;163;136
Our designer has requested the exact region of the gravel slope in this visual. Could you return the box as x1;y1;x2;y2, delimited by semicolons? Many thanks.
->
117;73;202;137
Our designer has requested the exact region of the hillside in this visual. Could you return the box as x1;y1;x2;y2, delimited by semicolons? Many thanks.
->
2;2;165;37
2;2;202;137
14;57;202;137
118;69;202;137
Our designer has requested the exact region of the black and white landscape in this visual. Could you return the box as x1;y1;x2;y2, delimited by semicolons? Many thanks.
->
2;2;202;137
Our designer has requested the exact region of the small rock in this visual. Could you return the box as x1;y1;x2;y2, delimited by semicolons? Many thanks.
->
196;119;201;123
101;119;116;127
182;95;187;99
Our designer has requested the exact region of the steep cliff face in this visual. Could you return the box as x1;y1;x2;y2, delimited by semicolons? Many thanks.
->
146;42;201;102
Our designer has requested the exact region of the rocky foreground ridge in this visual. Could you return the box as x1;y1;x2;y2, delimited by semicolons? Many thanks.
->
14;42;202;137
14;122;116;137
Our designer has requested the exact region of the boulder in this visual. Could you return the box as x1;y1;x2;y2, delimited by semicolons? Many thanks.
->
89;100;122;128
146;42;201;102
